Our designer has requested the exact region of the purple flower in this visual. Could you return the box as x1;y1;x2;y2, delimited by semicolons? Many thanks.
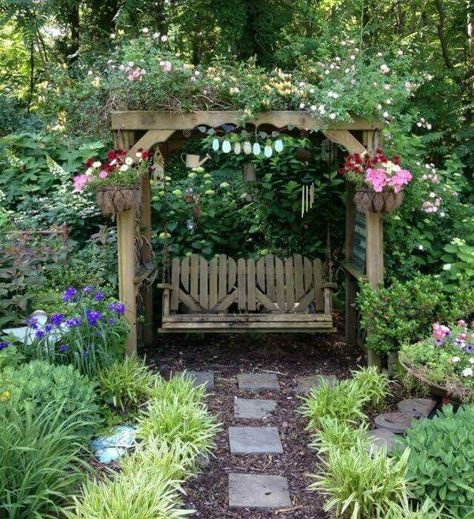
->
35;330;46;339
466;345;474;352
26;317;39;330
66;317;82;327
44;324;53;333
82;349;89;358
49;313;64;326
59;344;69;352
94;291;105;301
82;286;93;294
63;287;78;303
86;310;102;327
108;318;116;325
0;341;9;351
108;302;125;316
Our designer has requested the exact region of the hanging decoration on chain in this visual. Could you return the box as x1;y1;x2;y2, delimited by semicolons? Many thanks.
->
295;147;315;217
206;128;284;158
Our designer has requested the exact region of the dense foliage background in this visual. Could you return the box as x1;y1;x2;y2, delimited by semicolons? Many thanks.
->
0;0;472;327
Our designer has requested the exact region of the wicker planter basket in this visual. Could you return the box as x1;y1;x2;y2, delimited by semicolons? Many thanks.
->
96;186;141;215
399;360;471;404
354;187;404;213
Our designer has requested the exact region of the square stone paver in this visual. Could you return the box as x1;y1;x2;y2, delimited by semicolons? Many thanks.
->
296;374;337;393
397;398;436;418
237;373;279;392
229;473;291;510
229;426;283;455
234;398;277;419
183;370;214;390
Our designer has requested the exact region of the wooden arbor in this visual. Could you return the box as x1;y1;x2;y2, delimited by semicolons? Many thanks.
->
111;111;383;365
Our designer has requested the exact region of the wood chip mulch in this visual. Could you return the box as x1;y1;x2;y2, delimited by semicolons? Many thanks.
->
144;316;365;518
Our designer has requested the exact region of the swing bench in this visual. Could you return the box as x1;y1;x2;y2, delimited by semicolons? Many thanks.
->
158;253;336;333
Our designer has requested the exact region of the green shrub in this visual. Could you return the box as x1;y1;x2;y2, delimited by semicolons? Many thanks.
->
312;444;411;519
98;356;157;411
0;401;95;518
137;397;219;459
0;360;101;431
400;405;474;518
357;274;473;354
300;379;368;430
351;366;390;409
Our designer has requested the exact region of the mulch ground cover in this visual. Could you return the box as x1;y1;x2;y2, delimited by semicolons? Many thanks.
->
144;315;367;518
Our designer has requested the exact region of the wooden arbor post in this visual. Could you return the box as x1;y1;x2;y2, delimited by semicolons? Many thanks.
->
363;130;383;369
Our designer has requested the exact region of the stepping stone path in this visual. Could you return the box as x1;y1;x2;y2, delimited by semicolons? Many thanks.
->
237;372;280;391
229;426;283;455
296;374;337;393
368;398;438;454
367;428;399;455
229;372;291;509
234;398;276;419
229;473;291;510
183;370;215;390
397;397;436;418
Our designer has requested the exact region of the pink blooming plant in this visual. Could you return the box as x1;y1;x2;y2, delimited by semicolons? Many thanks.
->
365;163;412;193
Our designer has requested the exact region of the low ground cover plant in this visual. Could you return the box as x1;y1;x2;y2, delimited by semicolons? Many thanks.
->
399;405;474;519
0;360;101;431
399;320;474;402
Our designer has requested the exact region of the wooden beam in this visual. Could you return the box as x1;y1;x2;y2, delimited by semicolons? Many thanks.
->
323;129;367;154
128;130;175;158
112;111;383;132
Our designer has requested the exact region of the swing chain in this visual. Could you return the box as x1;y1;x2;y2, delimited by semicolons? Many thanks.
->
156;149;169;285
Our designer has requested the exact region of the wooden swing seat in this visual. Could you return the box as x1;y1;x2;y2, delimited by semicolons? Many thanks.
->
159;254;336;333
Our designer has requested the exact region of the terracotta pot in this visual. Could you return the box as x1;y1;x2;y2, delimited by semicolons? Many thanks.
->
96;186;141;215
354;187;404;213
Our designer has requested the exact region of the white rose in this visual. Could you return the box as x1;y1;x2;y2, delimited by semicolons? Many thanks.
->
120;164;129;172
125;156;133;166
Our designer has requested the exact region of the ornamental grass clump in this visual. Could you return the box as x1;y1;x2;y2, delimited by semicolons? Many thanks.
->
300;378;368;430
149;371;207;407
22;286;129;378
0;401;95;519
309;417;369;454
137;397;219;460
399;404;474;518
312;444;411;519
98;356;157;412
351;366;390;409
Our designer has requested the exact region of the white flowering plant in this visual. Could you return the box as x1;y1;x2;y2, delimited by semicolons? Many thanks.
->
73;149;151;193
47;32;423;134
399;319;474;402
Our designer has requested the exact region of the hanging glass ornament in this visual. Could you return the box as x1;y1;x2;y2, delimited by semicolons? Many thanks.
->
274;139;284;153
252;142;261;156
243;141;252;155
212;138;220;151
233;142;242;155
264;144;273;158
222;139;231;153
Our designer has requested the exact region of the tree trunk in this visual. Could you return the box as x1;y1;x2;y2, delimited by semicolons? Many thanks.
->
434;0;453;69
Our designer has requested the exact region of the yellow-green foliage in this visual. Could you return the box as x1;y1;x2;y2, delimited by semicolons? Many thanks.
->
67;372;219;518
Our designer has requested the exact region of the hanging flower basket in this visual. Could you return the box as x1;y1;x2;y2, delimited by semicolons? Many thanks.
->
96;186;141;215
354;186;404;213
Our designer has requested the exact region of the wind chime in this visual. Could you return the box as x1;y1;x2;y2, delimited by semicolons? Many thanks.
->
295;147;315;217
